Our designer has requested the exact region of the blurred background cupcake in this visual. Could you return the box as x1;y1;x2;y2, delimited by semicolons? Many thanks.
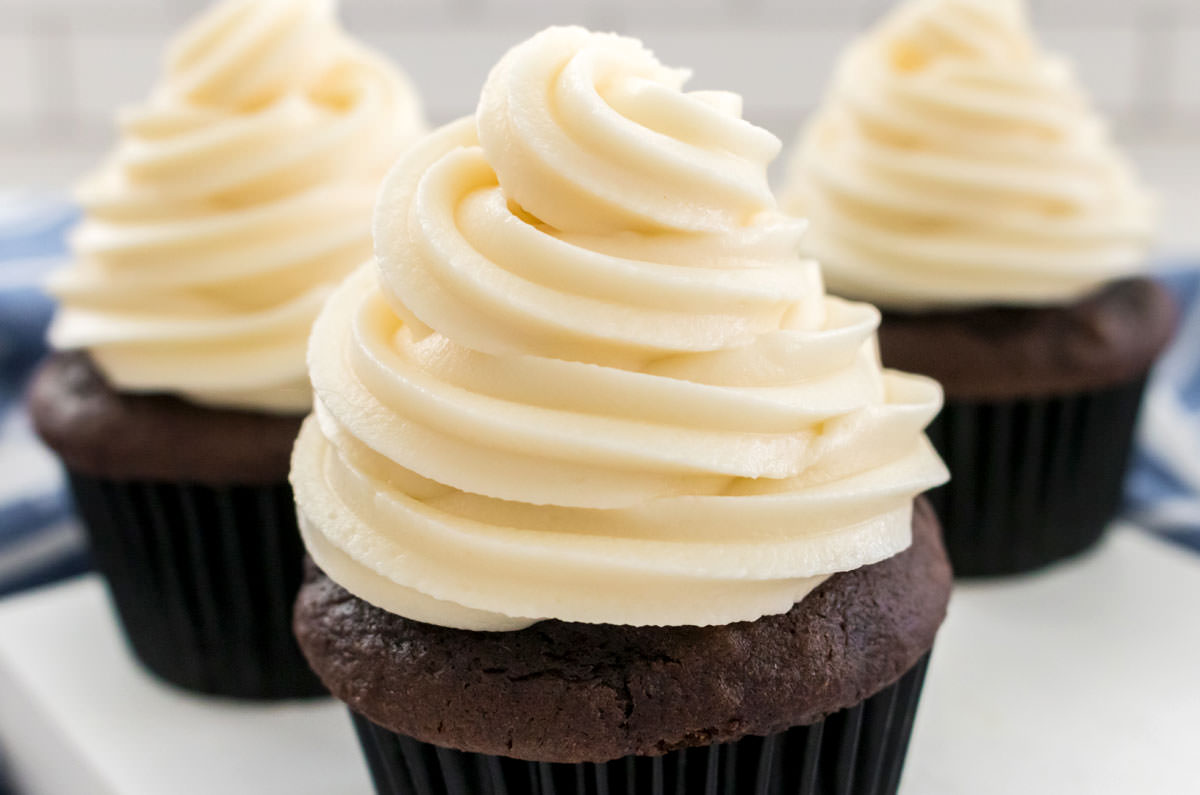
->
26;0;425;698
291;26;951;794
781;0;1178;576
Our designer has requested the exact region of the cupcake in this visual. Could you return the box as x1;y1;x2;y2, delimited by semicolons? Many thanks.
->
782;0;1177;576
28;0;425;698
291;26;951;793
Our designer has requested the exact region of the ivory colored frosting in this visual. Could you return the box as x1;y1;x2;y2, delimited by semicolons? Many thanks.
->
782;0;1154;310
291;27;948;631
49;0;425;412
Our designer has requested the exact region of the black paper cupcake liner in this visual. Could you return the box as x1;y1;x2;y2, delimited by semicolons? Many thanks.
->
66;472;326;700
349;653;930;795
924;376;1148;577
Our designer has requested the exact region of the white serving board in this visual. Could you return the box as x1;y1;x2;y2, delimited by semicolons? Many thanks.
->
0;578;372;795
0;525;1197;794
902;524;1200;795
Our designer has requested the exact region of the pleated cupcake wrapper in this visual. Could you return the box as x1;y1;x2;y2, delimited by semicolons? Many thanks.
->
350;653;930;795
924;376;1148;577
66;473;326;700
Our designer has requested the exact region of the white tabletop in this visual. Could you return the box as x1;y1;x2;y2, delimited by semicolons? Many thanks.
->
0;525;1197;795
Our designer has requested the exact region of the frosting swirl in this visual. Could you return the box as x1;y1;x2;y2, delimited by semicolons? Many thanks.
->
48;0;425;412
291;27;948;631
782;0;1154;310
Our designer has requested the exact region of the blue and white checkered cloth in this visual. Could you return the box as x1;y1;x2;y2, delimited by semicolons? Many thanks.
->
0;195;87;597
0;197;1197;598
1126;269;1200;553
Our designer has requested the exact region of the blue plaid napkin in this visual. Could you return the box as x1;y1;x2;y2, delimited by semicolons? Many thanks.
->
0;195;87;597
0;197;1197;599
1125;269;1200;553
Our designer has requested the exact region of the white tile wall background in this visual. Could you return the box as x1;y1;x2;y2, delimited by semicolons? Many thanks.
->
1;0;1198;251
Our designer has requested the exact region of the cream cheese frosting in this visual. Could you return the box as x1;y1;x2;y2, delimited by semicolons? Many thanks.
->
291;26;948;631
782;0;1154;310
48;0;425;412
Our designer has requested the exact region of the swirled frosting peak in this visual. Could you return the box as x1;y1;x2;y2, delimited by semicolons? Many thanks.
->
782;0;1154;310
48;0;425;412
292;26;948;631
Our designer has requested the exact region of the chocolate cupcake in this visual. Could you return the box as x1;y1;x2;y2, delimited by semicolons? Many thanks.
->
291;27;950;793
298;501;948;794
782;0;1176;576
29;0;425;698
